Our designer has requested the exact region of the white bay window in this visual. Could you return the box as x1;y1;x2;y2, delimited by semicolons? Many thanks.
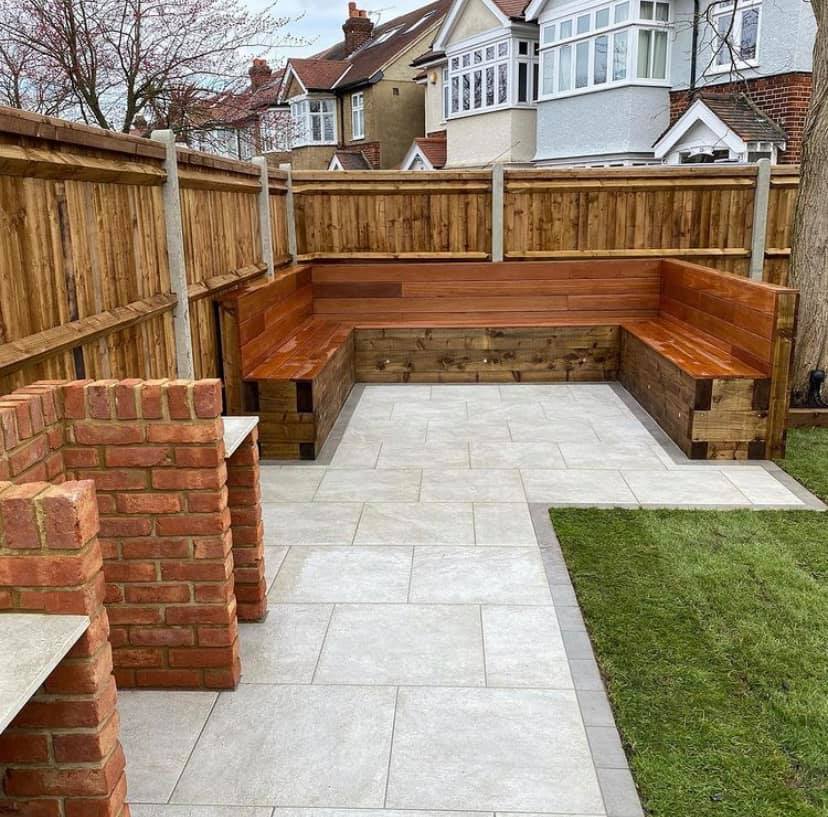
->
539;0;670;98
446;35;538;117
290;97;336;146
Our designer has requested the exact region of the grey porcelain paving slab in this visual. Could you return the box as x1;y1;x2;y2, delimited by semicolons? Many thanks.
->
473;503;538;545
171;685;397;807
391;401;469;421
239;604;333;684
558;441;665;471
471;402;548;423
118;690;217;803
522;469;637;505
342;418;428;445
131;807;273;817
314;604;485;686
354;502;475;545
269;547;412;603
386;687;604;813
329;442;382;468
499;385;574;401
509;420;600;444
263;546;289;592
481;606;572;689
622;470;751;506
426;419;512;442
260;467;326;502
377;442;470;469
359;385;433;402
470;441;565;469
271;810;490;817
721;467;805;506
315;469;421;502
420;469;525;502
410;547;552;604
431;383;502;401
262;503;363;545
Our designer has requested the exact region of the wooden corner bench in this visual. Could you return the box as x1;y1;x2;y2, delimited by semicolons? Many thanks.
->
218;259;797;461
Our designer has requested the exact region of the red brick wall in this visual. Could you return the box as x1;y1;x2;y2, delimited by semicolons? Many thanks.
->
0;377;268;691
226;428;266;622
0;480;129;817
670;72;812;163
60;379;241;690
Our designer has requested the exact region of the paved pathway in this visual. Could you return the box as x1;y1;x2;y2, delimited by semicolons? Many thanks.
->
121;383;820;817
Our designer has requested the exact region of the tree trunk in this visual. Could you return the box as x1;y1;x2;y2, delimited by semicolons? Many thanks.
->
789;0;828;404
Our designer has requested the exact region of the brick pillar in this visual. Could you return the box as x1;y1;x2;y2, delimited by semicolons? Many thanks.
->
61;379;240;690
0;480;129;817
227;427;267;622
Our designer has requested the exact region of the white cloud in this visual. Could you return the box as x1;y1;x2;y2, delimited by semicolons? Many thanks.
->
249;0;433;59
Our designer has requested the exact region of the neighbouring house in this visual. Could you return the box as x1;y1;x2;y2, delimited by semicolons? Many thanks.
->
411;0;814;167
259;0;451;170
405;0;541;168
525;0;815;165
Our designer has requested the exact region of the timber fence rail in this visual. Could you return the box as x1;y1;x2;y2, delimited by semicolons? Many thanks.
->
0;106;798;391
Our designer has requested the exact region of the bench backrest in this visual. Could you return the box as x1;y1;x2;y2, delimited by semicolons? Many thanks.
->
659;260;788;373
311;260;662;323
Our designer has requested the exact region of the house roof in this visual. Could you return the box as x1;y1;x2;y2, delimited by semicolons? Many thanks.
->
331;149;373;169
491;0;531;18
415;134;447;168
697;93;786;142
268;0;450;103
411;48;446;67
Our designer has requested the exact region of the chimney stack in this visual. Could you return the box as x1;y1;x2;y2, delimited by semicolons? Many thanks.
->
249;58;273;91
343;2;374;55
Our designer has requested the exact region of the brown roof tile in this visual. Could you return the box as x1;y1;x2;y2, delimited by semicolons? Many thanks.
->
332;150;372;169
287;58;352;91
491;0;531;18
413;132;447;168
698;92;786;142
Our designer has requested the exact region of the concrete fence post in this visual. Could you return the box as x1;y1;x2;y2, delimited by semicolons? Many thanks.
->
284;166;299;263
151;129;195;378
750;158;772;282
491;163;505;263
252;156;275;278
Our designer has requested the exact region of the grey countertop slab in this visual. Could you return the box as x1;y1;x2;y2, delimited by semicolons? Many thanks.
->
223;416;259;459
0;613;89;733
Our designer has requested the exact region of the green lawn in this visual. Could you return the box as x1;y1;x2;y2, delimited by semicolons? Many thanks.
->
551;428;828;817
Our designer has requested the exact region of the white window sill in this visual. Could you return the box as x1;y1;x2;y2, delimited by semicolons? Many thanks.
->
293;141;338;148
447;103;537;121
538;79;670;101
704;59;759;76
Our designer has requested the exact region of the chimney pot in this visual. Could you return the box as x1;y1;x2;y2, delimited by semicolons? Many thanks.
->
343;3;374;54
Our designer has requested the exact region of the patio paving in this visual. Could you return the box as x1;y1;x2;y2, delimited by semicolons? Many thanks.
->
122;383;822;817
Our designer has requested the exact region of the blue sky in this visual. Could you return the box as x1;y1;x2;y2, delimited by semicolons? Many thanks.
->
251;0;433;60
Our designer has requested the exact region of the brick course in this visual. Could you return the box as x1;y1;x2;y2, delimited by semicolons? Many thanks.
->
0;378;267;691
0;480;129;817
670;72;813;163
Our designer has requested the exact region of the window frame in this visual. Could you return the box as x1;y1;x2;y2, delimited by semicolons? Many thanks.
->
351;92;365;140
289;95;338;147
537;0;672;101
706;0;761;74
445;32;539;119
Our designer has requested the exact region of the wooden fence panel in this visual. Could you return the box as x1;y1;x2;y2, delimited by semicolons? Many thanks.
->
177;149;265;379
764;166;799;285
0;109;176;392
268;170;292;266
291;171;492;260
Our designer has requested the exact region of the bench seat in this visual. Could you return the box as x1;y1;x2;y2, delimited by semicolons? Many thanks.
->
219;260;796;461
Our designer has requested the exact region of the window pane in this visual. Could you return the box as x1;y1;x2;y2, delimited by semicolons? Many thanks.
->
311;116;321;141
451;56;459;70
486;65;495;105
498;62;508;103
498;41;509;56
310;101;320;113
486;45;495;60
519;40;529;55
542;50;555;94
575;41;589;87
640;0;653;18
474;49;483;63
613;30;628;79
741;7;759;59
324;114;334;141
462;73;471;110
577;14;591;33
474;69;483;108
451;76;459;112
533;62;539;100
560;19;572;38
596;8;610;27
637;29;652;76
594;34;609;83
655;2;669;21
652;30;667;78
558;45;572;90
614;1;629;21
716;12;734;64
543;25;555;43
518;61;529;102
462;53;471;67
